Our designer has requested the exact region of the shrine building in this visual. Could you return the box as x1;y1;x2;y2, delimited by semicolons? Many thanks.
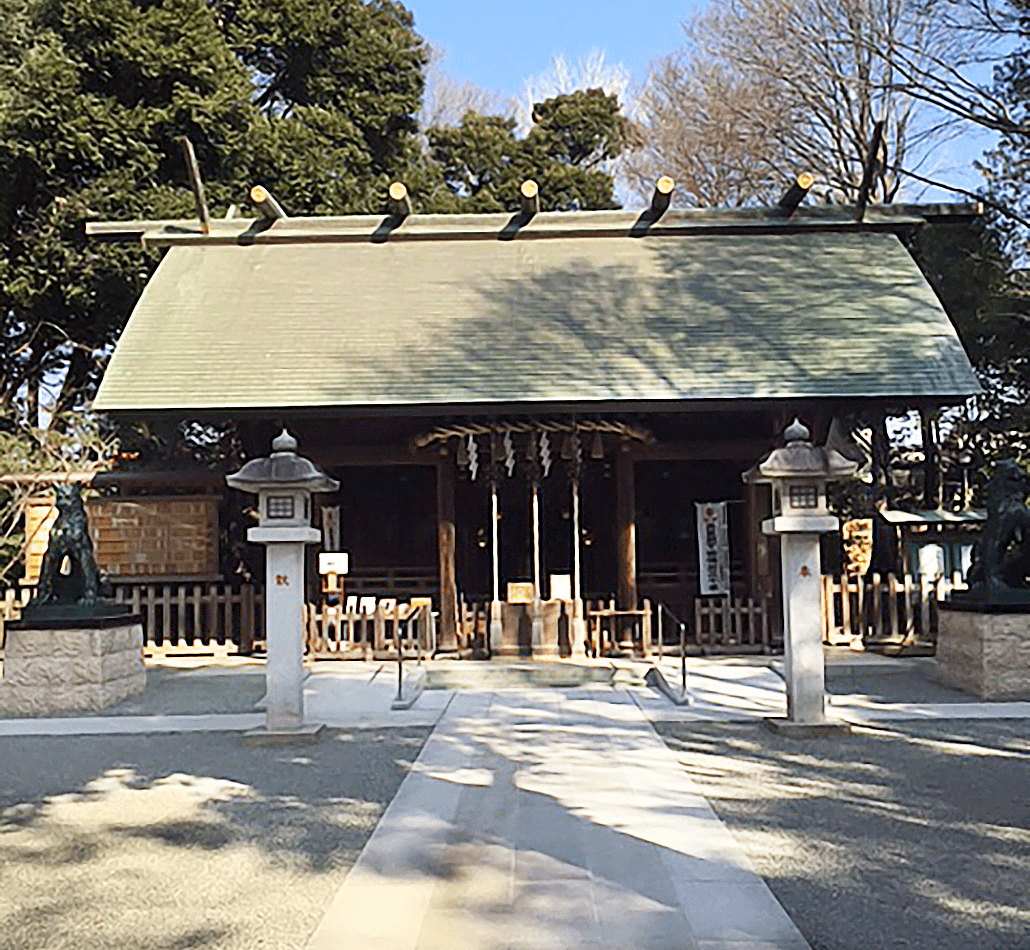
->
87;188;980;657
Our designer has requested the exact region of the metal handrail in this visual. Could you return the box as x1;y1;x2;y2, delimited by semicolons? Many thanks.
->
652;598;689;698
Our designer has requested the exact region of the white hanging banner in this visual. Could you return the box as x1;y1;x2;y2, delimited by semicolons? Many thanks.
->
696;501;731;596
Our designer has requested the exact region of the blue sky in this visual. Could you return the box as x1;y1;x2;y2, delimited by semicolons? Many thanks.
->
410;0;702;96
409;0;993;200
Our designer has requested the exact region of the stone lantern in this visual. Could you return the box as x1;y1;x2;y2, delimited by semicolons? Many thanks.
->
744;419;857;734
227;430;339;739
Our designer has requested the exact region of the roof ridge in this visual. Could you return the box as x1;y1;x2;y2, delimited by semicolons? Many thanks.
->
86;202;980;248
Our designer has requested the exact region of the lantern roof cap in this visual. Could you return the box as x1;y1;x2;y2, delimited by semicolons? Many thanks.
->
226;430;339;493
744;419;859;483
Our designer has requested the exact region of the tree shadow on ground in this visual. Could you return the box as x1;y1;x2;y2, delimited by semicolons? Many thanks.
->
656;718;1030;950
0;728;430;950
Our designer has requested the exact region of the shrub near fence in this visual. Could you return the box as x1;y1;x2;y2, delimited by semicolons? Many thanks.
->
821;572;967;646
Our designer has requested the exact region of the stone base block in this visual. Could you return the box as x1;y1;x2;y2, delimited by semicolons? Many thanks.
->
242;724;323;746
936;609;1030;700
0;621;144;717
763;718;852;738
644;666;692;706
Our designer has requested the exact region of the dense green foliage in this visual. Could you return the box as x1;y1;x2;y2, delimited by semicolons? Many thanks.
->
425;89;626;212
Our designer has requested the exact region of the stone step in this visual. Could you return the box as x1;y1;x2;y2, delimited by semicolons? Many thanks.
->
424;661;617;690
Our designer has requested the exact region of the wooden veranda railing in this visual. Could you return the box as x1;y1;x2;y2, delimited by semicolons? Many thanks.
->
821;572;967;646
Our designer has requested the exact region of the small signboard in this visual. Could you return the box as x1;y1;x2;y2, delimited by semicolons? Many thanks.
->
696;502;730;596
318;552;350;576
507;581;535;604
549;573;572;602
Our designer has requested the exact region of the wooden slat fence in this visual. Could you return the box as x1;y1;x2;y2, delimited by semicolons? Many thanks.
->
693;595;773;654
1;582;262;657
821;572;967;646
458;599;489;653
110;582;263;657
305;596;435;659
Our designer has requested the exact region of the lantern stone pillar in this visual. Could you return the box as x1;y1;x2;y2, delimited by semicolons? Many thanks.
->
227;430;339;741
744;419;857;736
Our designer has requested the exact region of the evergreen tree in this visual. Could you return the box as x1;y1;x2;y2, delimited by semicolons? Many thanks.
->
424;89;625;212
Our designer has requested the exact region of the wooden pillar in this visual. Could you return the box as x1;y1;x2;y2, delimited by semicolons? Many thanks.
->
571;476;582;605
571;475;587;654
436;459;457;651
532;480;542;601
616;446;637;610
921;408;941;509
872;410;890;506
489;475;503;652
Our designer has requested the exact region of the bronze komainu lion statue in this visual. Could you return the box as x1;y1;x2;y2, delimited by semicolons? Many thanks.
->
32;484;102;606
967;460;1030;593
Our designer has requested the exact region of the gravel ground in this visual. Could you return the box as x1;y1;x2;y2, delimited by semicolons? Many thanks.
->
100;667;268;716
655;719;1030;950
0;727;430;950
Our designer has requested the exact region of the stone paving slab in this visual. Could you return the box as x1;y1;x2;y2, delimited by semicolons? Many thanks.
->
4;652;1030;738
307;688;811;950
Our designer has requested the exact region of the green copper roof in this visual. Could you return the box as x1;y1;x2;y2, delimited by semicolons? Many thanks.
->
93;229;979;412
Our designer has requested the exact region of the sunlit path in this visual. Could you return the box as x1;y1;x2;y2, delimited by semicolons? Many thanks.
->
307;687;810;950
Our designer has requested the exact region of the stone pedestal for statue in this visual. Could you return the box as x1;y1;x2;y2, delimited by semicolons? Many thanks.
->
2;482;143;718
935;459;1030;700
0;616;144;716
937;604;1030;699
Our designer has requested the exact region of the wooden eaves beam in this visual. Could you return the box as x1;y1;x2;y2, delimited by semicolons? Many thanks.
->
388;181;412;217
651;176;674;217
250;185;288;220
519;180;540;217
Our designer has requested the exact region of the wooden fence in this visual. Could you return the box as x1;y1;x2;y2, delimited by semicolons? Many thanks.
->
821;572;967;646
585;597;654;657
305;597;434;658
693;595;772;653
111;582;263;656
0;582;262;657
649;595;776;655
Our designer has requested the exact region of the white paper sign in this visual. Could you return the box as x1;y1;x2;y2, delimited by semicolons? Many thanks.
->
318;552;349;575
696;502;730;596
549;574;572;601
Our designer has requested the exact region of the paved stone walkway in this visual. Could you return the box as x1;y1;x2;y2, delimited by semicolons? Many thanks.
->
306;688;810;950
